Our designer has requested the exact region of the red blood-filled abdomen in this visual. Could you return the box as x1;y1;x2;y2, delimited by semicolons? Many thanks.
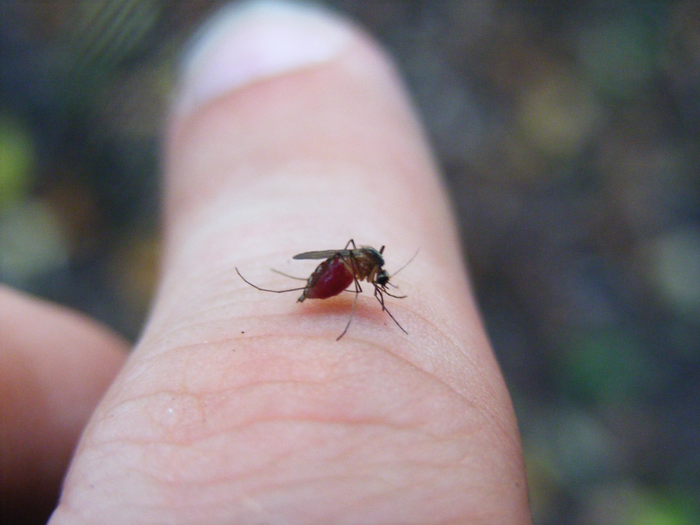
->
304;257;354;300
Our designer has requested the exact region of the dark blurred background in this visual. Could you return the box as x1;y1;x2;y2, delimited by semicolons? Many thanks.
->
1;1;698;524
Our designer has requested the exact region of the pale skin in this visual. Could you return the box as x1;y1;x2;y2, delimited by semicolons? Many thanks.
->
1;13;532;525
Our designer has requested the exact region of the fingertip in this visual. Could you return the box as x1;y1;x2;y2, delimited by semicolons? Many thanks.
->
175;0;354;117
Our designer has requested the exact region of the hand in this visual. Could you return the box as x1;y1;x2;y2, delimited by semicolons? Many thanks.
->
3;2;532;523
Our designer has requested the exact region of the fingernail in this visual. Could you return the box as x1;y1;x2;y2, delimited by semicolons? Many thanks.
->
176;0;352;116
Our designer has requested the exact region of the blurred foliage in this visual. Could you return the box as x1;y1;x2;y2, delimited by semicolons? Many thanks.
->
0;117;36;206
1;1;699;524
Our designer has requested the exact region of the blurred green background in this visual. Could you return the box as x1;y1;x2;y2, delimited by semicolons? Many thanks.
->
1;1;699;524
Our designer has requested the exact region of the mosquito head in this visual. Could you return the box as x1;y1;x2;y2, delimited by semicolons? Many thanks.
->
376;269;390;287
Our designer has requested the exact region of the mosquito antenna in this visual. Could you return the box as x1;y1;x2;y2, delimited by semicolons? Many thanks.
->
270;268;307;281
236;268;307;294
390;248;420;278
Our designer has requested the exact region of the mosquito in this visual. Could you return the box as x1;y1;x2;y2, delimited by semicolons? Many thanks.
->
236;239;412;340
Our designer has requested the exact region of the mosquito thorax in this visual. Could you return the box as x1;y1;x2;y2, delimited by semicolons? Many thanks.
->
364;247;385;266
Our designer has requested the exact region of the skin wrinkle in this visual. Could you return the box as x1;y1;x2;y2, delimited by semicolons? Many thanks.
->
238;472;414;509
63;377;499;522
85;428;466;499
222;453;398;493
474;395;523;454
236;468;476;525
240;403;449;442
89;399;472;464
79;403;485;516
347;471;455;514
127;339;321;387
133;447;225;488
93;307;507;494
221;335;473;419
127;335;343;393
189;424;433;485
244;476;403;506
77;442;224;489
92;389;450;448
346;332;492;414
109;325;494;447
92;398;198;445
136;471;414;525
324;429;447;466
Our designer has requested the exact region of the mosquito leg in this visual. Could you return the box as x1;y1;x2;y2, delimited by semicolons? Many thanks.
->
374;286;408;334
337;286;360;340
374;285;388;311
338;248;362;294
336;259;363;340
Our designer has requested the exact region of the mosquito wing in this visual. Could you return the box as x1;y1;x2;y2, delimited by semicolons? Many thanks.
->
293;249;352;260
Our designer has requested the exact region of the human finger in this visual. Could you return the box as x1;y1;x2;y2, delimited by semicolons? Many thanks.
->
0;286;127;523
51;3;531;524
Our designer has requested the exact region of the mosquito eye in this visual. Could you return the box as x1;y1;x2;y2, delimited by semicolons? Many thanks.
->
377;271;389;286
